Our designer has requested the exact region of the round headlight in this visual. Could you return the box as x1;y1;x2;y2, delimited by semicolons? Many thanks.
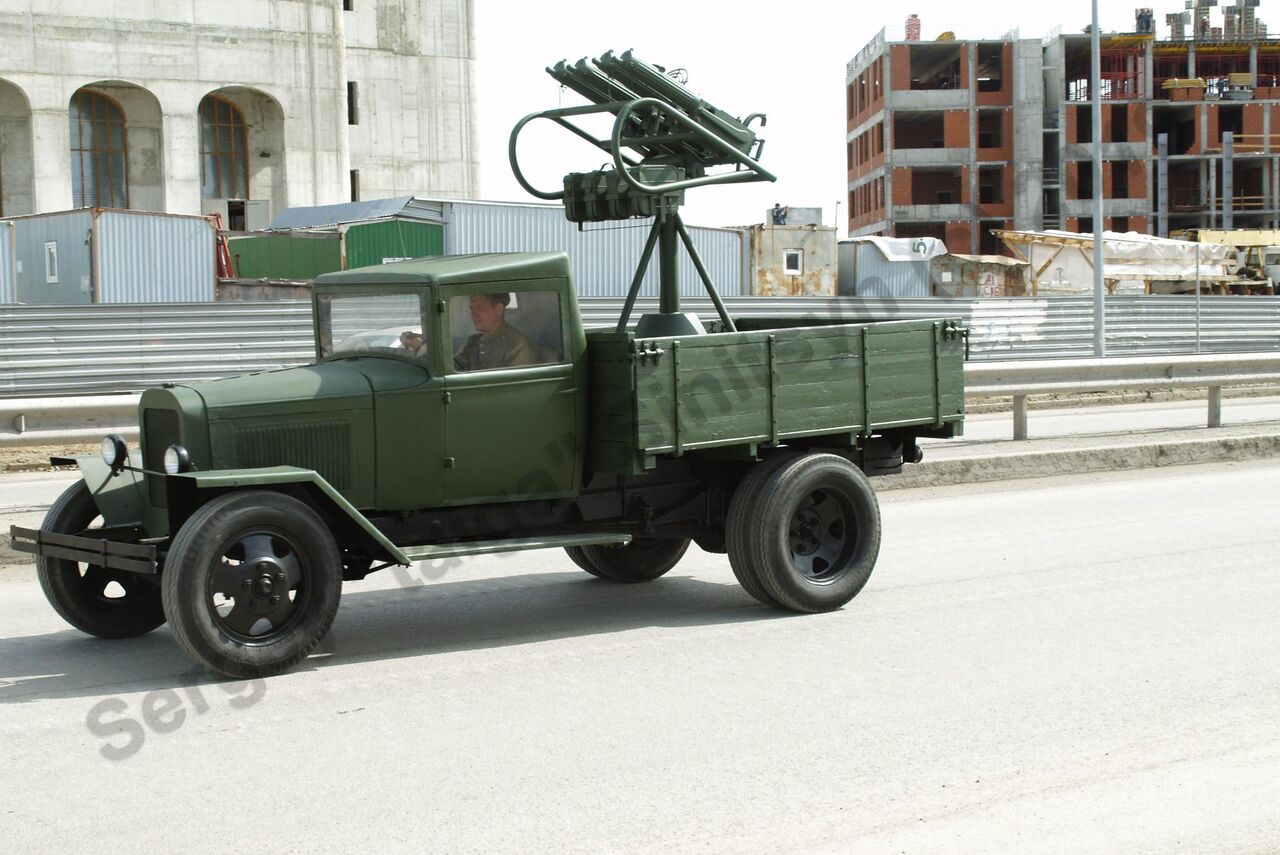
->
163;444;191;475
101;434;127;471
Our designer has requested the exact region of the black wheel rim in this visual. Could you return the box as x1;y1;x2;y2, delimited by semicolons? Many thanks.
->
78;564;154;605
786;488;858;584
71;513;155;608
207;529;309;645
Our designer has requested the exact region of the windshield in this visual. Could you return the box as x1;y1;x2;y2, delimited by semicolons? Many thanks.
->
317;293;430;364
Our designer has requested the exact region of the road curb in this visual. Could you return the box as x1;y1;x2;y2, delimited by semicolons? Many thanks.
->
878;432;1280;490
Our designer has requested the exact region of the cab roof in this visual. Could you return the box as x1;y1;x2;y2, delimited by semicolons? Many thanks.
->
313;251;570;288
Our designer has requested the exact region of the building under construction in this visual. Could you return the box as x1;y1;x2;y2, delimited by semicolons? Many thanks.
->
846;2;1280;250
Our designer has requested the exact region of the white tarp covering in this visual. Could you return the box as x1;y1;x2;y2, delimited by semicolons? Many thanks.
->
850;235;949;262
1001;230;1235;295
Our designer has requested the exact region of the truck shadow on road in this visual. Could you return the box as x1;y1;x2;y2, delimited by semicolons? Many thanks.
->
0;570;791;704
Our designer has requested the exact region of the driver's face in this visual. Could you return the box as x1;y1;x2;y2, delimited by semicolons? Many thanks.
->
469;295;505;335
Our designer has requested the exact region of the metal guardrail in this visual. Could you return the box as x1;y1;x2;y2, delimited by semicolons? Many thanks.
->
1;296;1279;398
5;354;1280;449
966;352;1280;440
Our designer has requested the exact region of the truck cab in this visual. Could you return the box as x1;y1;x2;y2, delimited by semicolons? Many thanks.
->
310;251;587;510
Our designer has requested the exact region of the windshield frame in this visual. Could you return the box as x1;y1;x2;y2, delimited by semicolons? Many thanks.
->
313;285;435;370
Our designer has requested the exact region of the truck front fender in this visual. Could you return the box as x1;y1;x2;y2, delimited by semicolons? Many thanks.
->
167;466;409;566
65;453;149;529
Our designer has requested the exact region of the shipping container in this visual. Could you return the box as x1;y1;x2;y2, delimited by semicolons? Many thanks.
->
2;208;216;304
93;210;216;303
342;219;444;269
229;220;443;280
0;220;13;304
227;233;341;280
838;237;945;298
745;223;837;296
264;197;746;296
931;254;1029;297
11;209;93;303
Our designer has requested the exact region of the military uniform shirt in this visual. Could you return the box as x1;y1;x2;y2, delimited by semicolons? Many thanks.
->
454;322;536;370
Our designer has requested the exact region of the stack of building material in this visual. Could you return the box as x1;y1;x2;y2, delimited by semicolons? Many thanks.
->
1163;78;1207;101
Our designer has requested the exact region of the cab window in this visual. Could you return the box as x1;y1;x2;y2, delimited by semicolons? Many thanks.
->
449;290;564;372
317;292;430;364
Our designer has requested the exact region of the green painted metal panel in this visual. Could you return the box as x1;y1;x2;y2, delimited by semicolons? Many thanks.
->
227;234;341;280
177;466;409;564
587;318;965;472
344;220;444;270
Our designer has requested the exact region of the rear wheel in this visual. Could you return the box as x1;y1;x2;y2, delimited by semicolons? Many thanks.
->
725;453;801;607
746;454;881;613
36;481;166;639
577;537;690;583
162;490;342;679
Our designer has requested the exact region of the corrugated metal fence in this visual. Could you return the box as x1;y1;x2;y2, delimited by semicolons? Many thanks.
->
1;296;1278;397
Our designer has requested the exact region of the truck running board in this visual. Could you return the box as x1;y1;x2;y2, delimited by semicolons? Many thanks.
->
399;533;632;563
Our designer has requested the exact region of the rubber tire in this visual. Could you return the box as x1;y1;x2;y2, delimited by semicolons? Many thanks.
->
577;537;690;583
725;453;802;607
162;490;342;679
748;453;881;614
564;545;604;578
36;481;166;639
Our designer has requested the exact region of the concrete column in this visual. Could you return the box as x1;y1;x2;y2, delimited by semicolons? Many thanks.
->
1200;160;1209;230
1209;151;1217;228
1188;44;1196;78
1273;156;1279;229
1207;386;1222;428
29;108;71;213
161;110;201;216
1144;42;1155;100
333;0;352;201
1013;395;1029;440
1223;132;1234;229
1157;133;1169;237
1250;45;1260;79
882;48;894;236
968;44;978;254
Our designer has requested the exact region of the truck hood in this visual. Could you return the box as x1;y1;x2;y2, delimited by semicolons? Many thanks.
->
184;358;428;416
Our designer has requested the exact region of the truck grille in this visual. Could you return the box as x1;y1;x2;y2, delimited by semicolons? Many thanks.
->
233;420;352;491
142;408;180;508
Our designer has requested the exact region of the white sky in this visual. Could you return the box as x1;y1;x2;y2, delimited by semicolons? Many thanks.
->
472;1;1144;235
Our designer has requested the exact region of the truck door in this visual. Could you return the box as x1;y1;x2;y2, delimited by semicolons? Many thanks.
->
441;285;578;504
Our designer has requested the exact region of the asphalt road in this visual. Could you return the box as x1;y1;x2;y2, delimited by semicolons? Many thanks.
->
1;461;1278;853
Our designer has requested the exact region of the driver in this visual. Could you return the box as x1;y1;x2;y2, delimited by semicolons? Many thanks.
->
454;292;535;370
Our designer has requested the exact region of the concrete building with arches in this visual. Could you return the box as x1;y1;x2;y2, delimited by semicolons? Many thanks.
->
0;0;478;229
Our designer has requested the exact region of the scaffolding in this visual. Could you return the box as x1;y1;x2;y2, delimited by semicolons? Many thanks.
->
1100;46;1146;99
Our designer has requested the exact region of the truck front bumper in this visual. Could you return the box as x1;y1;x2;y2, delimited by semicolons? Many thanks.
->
8;526;158;575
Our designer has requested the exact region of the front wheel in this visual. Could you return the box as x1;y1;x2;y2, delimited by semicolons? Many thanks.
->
162;491;343;679
576;537;690;583
36;481;166;639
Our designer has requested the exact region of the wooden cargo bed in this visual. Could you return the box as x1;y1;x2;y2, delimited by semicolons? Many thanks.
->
586;317;966;474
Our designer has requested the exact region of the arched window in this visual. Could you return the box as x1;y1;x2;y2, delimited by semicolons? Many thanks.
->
69;90;128;208
199;96;249;199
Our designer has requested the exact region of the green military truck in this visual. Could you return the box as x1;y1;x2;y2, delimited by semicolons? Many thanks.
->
10;52;965;678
